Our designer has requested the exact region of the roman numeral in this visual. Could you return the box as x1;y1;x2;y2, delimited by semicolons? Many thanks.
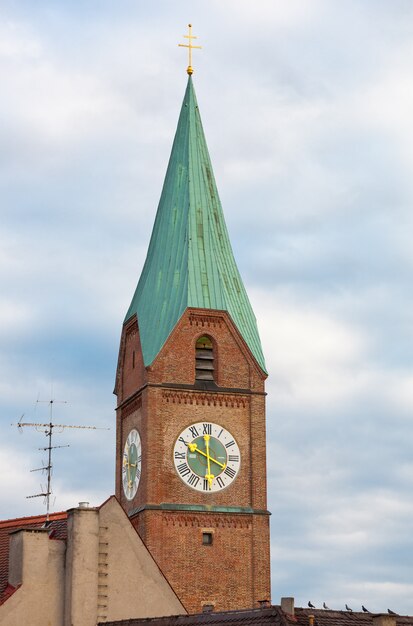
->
174;451;186;459
216;476;225;488
137;455;142;463
189;426;199;438
217;428;223;438
177;462;191;477
224;466;236;479
202;423;212;435
136;468;141;480
203;479;210;491
228;455;239;462
187;473;200;487
225;440;235;449
179;437;187;445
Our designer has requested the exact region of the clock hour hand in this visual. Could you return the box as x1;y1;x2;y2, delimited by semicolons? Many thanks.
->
186;441;226;470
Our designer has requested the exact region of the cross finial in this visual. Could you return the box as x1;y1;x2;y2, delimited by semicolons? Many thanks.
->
178;24;202;75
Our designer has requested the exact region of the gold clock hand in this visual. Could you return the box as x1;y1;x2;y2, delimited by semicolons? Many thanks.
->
187;442;226;469
125;448;131;488
204;435;214;488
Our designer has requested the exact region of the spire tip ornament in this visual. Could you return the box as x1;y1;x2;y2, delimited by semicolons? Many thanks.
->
178;23;202;75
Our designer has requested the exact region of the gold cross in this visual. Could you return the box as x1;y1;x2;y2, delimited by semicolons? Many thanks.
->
178;24;202;75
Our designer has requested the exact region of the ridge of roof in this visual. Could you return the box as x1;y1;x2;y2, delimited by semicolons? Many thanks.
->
0;510;67;529
125;76;266;373
293;608;413;624
103;604;283;626
103;604;413;626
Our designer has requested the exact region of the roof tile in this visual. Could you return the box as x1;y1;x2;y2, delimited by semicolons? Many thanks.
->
0;511;67;601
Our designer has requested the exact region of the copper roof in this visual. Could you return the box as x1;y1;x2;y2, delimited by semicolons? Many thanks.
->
124;76;266;373
0;511;67;600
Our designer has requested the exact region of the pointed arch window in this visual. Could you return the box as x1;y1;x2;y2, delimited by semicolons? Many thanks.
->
195;336;214;381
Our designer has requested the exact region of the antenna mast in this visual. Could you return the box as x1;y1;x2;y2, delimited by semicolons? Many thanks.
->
12;398;109;522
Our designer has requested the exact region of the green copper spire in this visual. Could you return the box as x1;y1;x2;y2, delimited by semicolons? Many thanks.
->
125;77;266;373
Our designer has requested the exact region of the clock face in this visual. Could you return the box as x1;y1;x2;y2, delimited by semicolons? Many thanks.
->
173;421;241;493
122;428;142;500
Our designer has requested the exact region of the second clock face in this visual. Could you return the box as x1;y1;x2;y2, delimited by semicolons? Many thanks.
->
173;421;241;493
123;428;142;500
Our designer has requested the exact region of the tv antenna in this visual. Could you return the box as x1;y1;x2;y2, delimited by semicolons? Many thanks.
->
12;398;110;521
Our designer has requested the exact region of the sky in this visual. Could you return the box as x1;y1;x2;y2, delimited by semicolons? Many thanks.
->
1;0;413;615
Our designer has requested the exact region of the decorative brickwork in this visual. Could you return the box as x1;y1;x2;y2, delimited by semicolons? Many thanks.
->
161;390;249;408
120;396;142;419
189;313;224;329
161;513;252;529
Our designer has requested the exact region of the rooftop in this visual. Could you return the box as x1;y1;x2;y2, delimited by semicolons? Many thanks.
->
102;605;413;626
0;510;67;600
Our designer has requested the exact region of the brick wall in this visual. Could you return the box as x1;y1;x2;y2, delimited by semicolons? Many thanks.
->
115;308;270;612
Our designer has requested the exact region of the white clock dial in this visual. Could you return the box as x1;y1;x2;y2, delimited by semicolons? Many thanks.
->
173;421;241;493
122;428;142;500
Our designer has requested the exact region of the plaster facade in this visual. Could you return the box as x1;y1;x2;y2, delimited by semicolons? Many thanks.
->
0;498;185;626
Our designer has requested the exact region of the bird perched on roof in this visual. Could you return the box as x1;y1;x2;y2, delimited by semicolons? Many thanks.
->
323;603;330;610
388;610;397;616
308;602;316;609
362;606;369;613
345;605;353;612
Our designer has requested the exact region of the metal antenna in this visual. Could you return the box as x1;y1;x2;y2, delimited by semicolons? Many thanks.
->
12;398;109;522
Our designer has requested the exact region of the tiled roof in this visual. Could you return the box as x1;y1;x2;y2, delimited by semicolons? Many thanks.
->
0;511;67;600
0;583;20;607
102;606;413;626
104;606;285;626
291;609;413;626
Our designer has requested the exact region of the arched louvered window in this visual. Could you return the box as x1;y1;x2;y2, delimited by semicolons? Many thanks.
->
195;336;214;381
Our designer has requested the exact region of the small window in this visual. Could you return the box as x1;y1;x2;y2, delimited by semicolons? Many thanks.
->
202;532;213;545
195;336;214;381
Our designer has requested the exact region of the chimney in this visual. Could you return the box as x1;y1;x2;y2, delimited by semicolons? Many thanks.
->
281;597;295;616
373;616;396;626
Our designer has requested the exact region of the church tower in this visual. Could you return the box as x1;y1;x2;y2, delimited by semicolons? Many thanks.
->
114;42;270;613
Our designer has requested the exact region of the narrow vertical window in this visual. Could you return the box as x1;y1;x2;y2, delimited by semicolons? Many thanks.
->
132;350;135;369
195;336;214;381
202;532;213;545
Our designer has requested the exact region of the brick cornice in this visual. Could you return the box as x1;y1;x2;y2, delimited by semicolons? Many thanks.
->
162;389;249;408
119;395;142;419
188;312;224;328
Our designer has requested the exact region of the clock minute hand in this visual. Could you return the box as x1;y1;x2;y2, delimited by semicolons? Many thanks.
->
204;435;214;488
187;442;226;470
123;451;132;488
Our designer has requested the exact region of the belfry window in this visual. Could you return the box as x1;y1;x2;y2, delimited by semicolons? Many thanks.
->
195;336;214;381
